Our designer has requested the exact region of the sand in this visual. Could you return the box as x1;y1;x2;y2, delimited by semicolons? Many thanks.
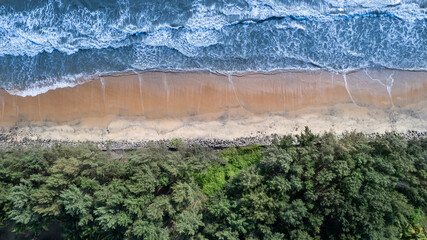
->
0;69;426;143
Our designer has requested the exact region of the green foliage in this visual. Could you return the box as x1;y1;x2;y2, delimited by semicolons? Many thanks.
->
0;132;426;240
400;208;427;240
60;185;93;227
202;131;427;239
195;145;261;195
170;138;184;150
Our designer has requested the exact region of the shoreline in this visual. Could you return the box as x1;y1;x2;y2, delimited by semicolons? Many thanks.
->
8;68;419;98
0;69;426;144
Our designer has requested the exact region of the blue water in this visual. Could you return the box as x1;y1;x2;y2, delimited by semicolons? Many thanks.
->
0;0;426;94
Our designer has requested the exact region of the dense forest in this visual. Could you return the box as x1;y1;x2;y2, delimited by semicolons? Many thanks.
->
0;128;426;239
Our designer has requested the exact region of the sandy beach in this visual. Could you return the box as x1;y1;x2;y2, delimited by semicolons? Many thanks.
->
0;69;426;143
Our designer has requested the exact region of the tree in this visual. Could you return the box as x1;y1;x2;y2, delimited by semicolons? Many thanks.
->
0;133;426;239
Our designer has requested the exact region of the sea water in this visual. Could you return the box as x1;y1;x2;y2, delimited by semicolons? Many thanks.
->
0;0;426;96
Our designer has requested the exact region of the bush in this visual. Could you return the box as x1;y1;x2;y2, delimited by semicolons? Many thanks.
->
195;145;261;195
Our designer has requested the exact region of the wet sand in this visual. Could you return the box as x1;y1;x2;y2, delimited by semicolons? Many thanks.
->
0;70;426;142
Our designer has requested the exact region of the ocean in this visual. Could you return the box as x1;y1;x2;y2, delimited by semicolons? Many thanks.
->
0;0;426;96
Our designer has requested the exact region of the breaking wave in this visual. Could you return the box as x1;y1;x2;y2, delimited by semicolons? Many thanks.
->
0;0;426;95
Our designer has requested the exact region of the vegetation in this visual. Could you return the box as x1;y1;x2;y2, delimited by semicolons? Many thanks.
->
0;129;426;239
195;145;261;195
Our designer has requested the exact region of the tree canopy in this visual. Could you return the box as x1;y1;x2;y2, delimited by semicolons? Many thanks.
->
0;129;426;239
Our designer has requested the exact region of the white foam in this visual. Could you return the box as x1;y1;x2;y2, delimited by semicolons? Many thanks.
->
1;0;425;58
343;73;358;105
185;29;219;47
5;73;92;97
6;80;80;97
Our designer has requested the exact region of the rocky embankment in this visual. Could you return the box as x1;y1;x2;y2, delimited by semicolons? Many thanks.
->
0;128;425;151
